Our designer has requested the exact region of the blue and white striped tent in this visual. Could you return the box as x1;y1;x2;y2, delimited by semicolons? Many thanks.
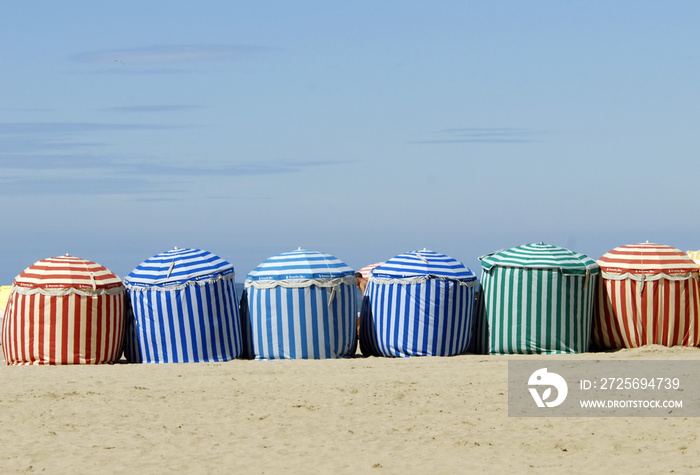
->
359;249;478;357
123;248;242;363
242;249;357;359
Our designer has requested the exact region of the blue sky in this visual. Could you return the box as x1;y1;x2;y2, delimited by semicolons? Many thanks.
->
2;1;699;282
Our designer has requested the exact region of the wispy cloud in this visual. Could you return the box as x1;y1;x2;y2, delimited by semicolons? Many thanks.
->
0;176;166;196
0;120;347;196
0;153;114;168
71;44;277;66
0;122;175;155
0;122;170;135
103;105;205;113
74;67;202;76
412;128;546;144
1;153;347;196
1;147;345;177
129;160;347;177
1;138;103;155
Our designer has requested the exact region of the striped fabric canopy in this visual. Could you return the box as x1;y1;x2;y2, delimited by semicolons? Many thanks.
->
475;243;598;354
246;249;355;288
1;285;13;313
360;250;476;357
124;247;234;288
13;254;123;294
0;285;9;340
2;255;125;365
123;248;241;363
371;249;476;283
687;250;700;266
358;262;383;279
598;242;700;279
242;249;357;359
593;242;700;349
480;242;599;276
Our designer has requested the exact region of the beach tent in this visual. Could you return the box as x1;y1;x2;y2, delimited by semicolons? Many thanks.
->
359;249;477;357
123;248;242;363
1;255;125;365
358;262;384;280
242;249;357;359
354;262;384;337
593;242;700;349
355;262;384;296
687;250;700;266
475;243;599;354
0;285;11;341
0;285;11;313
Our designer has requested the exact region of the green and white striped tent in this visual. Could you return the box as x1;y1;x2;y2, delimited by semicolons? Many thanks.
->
474;242;599;354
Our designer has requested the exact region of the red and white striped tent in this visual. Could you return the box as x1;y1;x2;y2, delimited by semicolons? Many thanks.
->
355;262;384;335
358;262;383;279
592;242;700;349
1;255;125;365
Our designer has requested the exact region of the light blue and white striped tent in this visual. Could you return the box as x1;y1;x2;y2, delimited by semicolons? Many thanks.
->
123;248;242;363
474;242;599;354
359;249;478;357
242;249;357;359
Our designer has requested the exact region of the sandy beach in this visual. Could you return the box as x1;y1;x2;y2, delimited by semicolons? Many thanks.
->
1;346;698;474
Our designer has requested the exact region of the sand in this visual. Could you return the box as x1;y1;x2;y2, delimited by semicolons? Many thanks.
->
1;346;698;474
